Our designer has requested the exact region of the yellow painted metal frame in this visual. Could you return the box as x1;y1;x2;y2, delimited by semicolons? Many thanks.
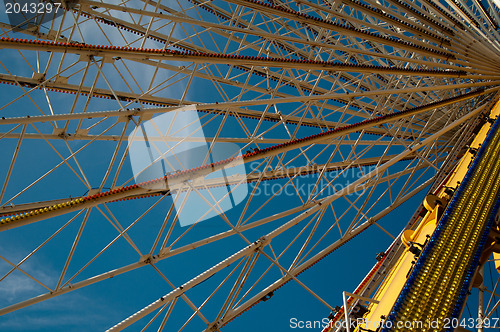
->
358;100;500;330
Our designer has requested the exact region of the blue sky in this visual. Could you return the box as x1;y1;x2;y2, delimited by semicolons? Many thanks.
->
0;0;491;331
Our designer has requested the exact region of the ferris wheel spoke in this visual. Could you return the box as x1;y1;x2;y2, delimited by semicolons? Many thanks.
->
280;0;451;49
79;1;470;70
0;89;491;230
216;0;451;59
0;81;496;130
0;38;472;82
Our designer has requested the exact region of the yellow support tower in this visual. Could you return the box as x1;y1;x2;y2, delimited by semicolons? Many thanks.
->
356;99;500;331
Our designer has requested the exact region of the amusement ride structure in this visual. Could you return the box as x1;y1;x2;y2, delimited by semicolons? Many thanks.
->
0;0;500;330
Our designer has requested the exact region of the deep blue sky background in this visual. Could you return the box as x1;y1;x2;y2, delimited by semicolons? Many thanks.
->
0;0;492;331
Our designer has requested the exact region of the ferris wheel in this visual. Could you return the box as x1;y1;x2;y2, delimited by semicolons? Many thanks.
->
0;0;499;330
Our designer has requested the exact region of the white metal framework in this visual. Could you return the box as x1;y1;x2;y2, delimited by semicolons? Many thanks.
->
0;0;499;330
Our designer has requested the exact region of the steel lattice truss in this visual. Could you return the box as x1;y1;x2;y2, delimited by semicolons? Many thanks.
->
0;0;499;330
